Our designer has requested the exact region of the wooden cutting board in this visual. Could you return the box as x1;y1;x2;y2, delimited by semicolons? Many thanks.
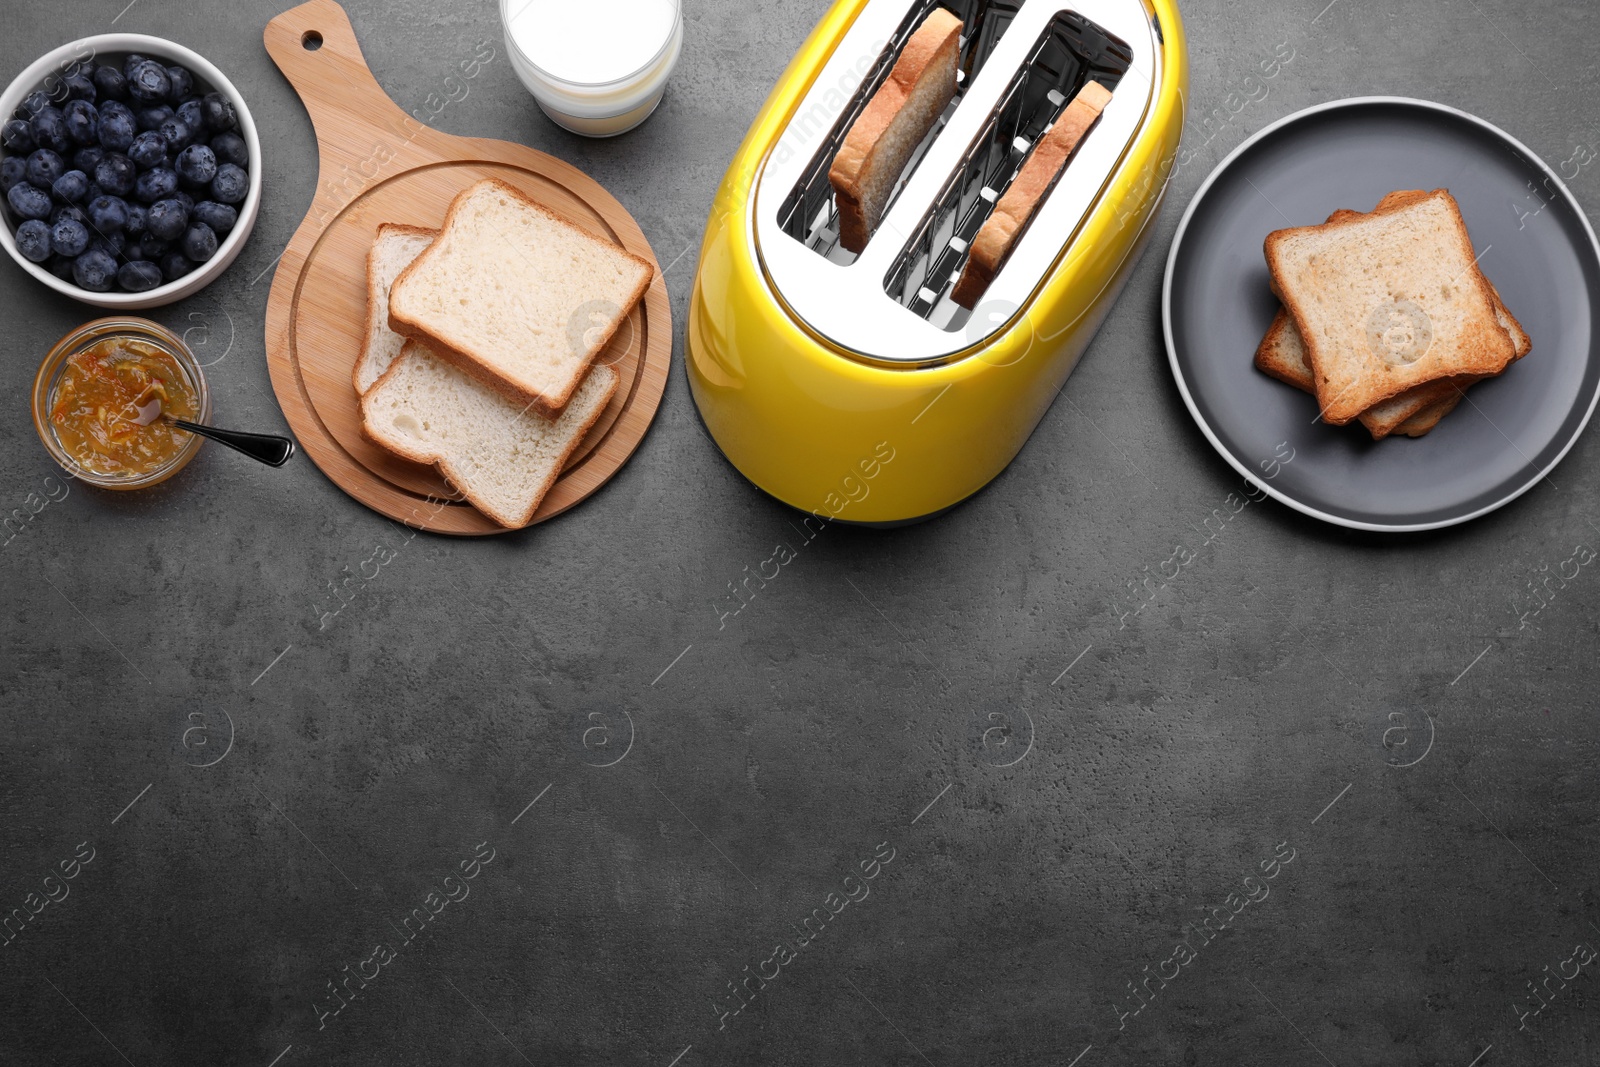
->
261;0;670;535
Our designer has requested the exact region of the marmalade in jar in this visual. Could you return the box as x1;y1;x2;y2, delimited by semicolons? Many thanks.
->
49;337;200;477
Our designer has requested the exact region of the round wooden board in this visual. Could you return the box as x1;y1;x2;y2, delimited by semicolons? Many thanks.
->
263;0;670;535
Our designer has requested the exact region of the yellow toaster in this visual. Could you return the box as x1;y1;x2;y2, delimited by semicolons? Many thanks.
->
687;0;1187;523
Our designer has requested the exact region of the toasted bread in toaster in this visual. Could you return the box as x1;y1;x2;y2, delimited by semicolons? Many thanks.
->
950;80;1113;309
829;8;963;254
361;340;618;529
387;179;653;417
355;224;436;396
1265;189;1518;425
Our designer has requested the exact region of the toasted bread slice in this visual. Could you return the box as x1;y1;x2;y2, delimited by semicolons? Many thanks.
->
1394;391;1466;437
354;224;436;396
1256;198;1529;439
361;341;618;529
829;8;963;254
387;179;652;417
1265;189;1517;424
950;80;1112;309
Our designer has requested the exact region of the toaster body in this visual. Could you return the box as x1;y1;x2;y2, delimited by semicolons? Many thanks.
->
688;0;1187;523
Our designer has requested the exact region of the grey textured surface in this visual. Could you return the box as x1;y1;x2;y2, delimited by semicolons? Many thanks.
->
1;1;1597;1065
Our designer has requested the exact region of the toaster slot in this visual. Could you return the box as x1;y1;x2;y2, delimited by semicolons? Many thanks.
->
883;10;1133;330
774;0;1025;266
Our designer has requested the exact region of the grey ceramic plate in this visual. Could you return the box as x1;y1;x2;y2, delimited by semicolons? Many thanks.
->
1164;97;1600;532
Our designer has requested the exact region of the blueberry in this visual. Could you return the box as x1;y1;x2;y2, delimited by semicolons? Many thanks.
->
210;163;247;205
97;101;136;151
25;149;65;188
7;182;52;220
49;203;85;226
30;106;71;153
191;200;236;235
72;145;105;173
165;66;194;102
165;98;193;132
63;74;97;104
146;197;187;240
135;235;169;259
51;169;89;204
20;90;51;118
94;154;136;197
134;166;177;203
123;54;147;80
124;201;147;236
179;221;217;262
200;92;236;133
92;64;127;101
0;159;26;194
90;232;125;258
159;251;193;281
2;118;35;153
128;61;171;104
118;259;165;292
73;248;118;291
87;194;129;232
45;255;74;281
15;219;51;262
136;105;173;133
174;144;216;187
157;117;192;153
63;100;99;146
174;190;194;212
128;131;167;169
209;131;248;169
50;216;89;257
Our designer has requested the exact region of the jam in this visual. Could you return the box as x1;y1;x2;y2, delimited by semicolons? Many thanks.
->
49;336;200;478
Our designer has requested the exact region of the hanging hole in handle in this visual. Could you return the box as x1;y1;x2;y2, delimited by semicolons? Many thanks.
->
302;31;324;51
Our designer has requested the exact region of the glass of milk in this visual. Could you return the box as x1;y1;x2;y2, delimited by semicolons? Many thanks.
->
500;0;684;137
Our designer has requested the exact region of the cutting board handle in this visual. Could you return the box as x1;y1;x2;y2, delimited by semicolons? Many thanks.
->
264;0;420;176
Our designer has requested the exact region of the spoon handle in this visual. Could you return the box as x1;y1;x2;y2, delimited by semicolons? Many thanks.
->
170;420;297;468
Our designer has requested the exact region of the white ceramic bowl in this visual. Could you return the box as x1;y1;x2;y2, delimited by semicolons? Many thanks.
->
0;34;262;310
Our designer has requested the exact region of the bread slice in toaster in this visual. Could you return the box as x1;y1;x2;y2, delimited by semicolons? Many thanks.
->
951;80;1112;310
829;8;963;254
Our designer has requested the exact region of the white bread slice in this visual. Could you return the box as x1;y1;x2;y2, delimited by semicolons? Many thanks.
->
354;224;436;395
387;179;652;417
1265;189;1518;425
361;341;618;529
829;8;963;254
950;80;1112;309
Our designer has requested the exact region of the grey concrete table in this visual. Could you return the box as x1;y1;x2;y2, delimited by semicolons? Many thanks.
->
2;1;1597;1064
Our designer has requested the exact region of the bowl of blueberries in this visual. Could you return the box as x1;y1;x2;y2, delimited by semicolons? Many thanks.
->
0;35;261;308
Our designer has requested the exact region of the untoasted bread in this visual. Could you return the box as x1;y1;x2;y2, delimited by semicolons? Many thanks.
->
829;8;963;254
950;80;1112;309
1265;189;1518;424
361;341;618;529
387;178;653;417
355;224;436;396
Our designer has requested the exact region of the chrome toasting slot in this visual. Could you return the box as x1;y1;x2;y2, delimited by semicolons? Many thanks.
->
886;12;1132;328
753;0;1159;364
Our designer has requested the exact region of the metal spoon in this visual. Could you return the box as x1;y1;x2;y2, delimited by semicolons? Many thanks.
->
131;395;296;468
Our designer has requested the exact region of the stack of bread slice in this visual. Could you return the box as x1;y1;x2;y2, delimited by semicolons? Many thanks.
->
1256;189;1530;440
353;179;654;528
